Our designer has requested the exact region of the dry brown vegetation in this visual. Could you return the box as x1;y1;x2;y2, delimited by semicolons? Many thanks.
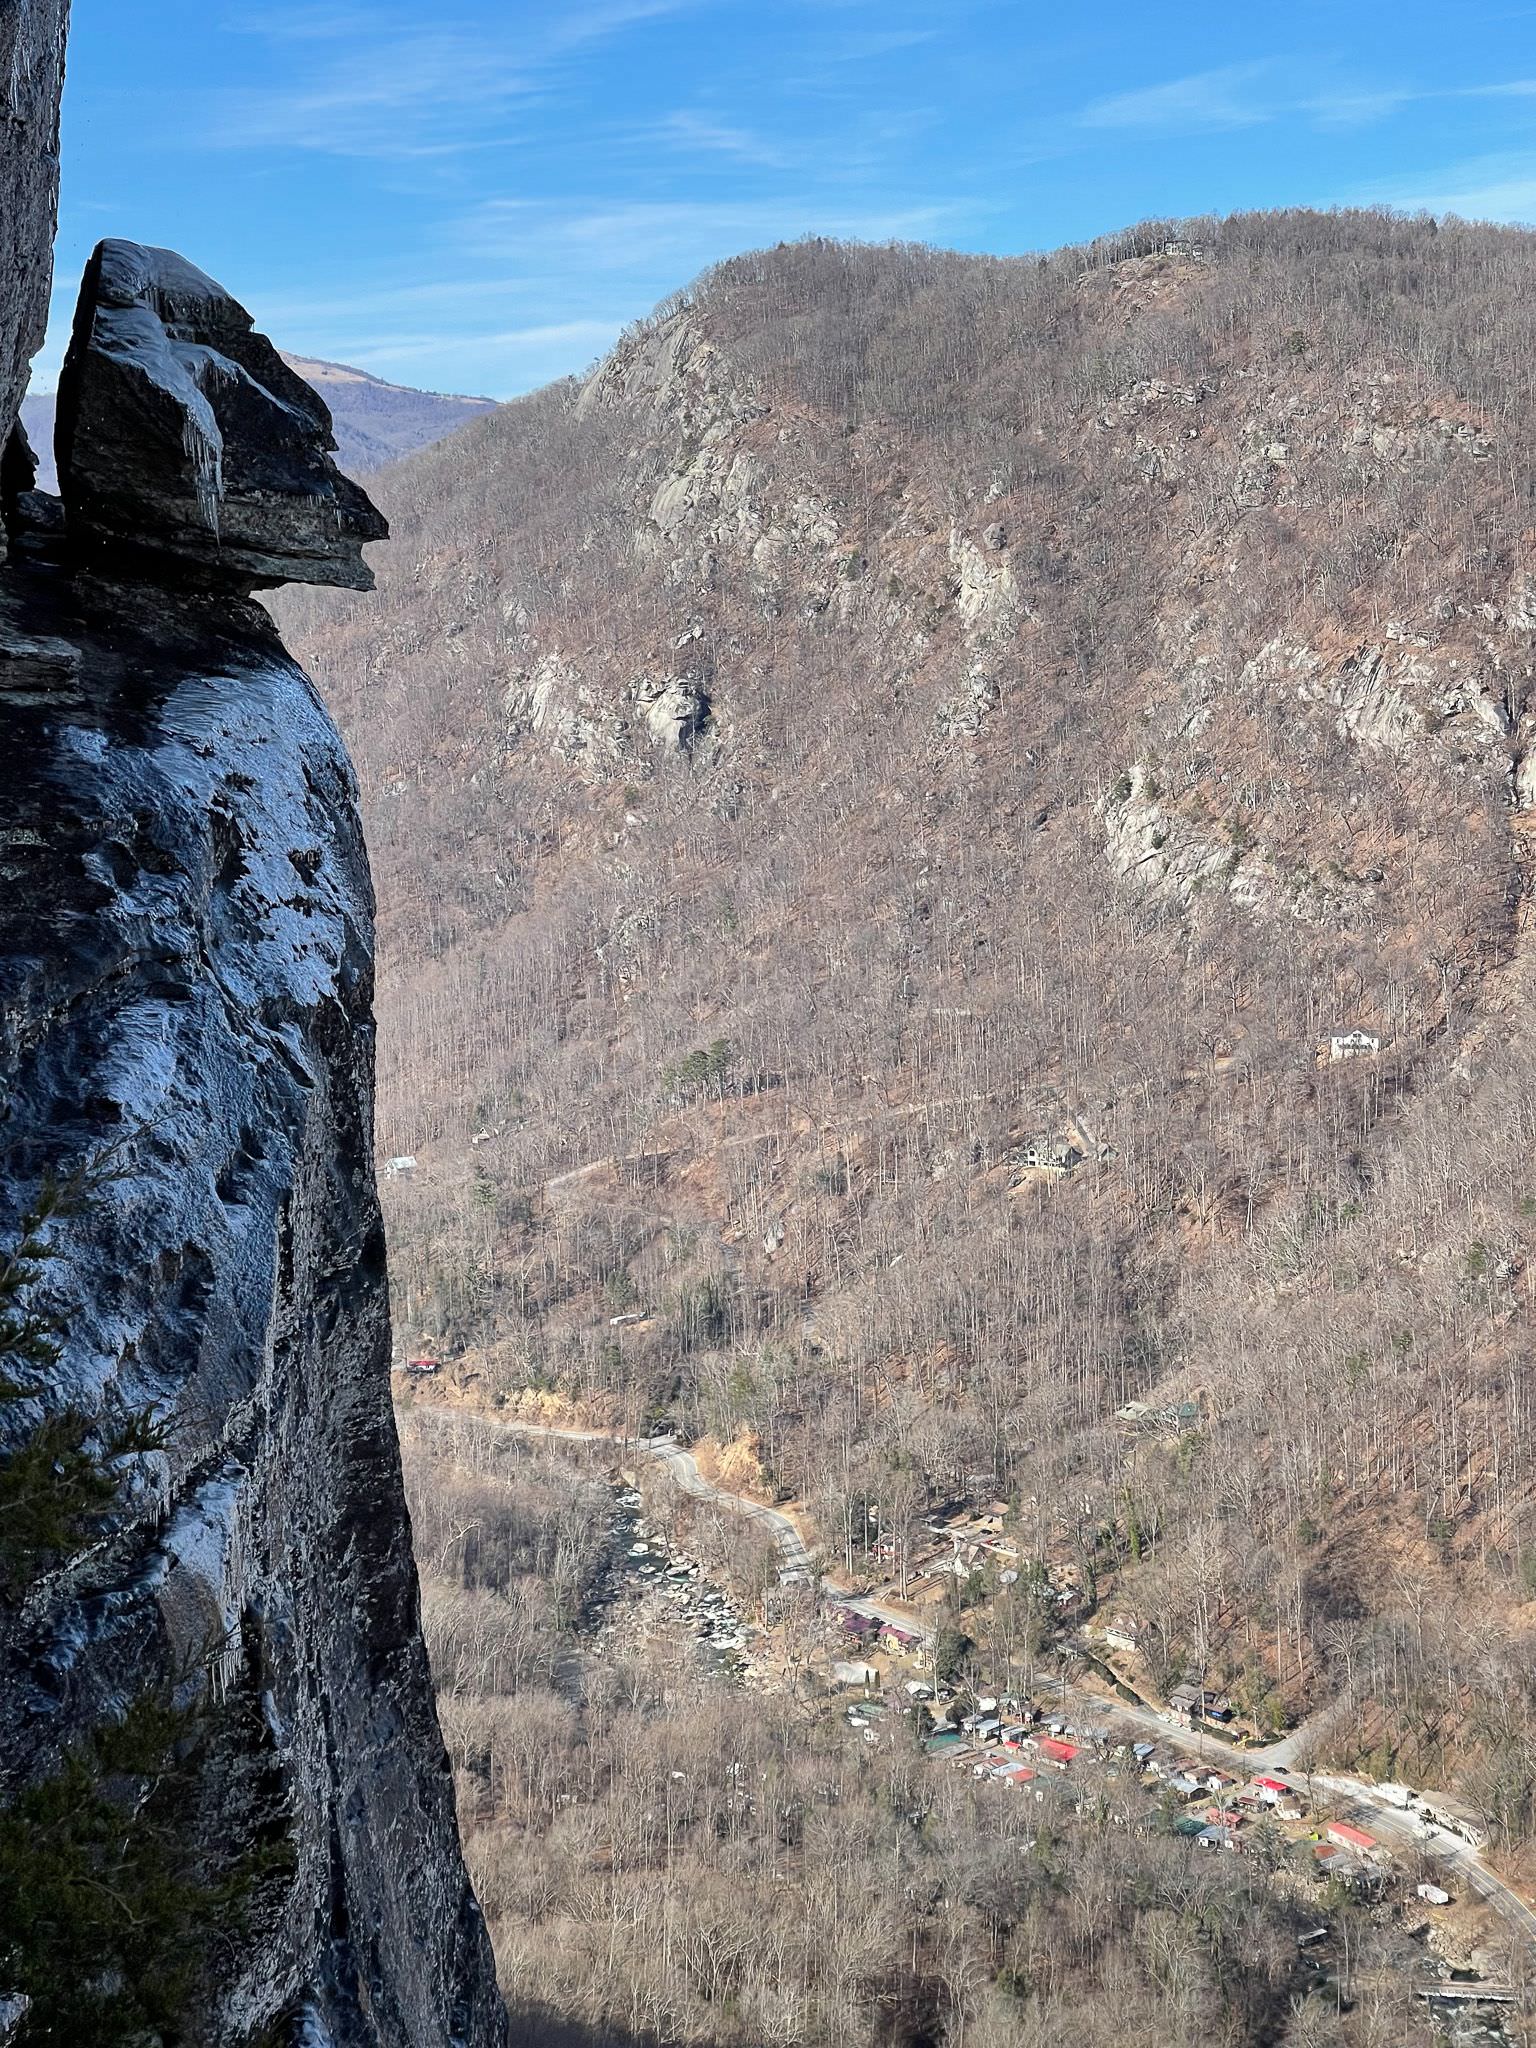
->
281;209;1536;1847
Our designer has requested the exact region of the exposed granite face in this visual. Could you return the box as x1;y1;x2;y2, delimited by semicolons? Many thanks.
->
0;558;507;2046
0;0;70;557
0;15;504;2041
55;241;387;591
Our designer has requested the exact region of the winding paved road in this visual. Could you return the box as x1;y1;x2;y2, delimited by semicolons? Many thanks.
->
424;1404;1536;1956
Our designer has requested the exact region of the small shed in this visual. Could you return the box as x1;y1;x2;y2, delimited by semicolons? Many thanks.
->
1196;1824;1238;1852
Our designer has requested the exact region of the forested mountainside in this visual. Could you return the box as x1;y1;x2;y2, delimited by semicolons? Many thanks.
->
281;210;1536;1855
21;353;495;489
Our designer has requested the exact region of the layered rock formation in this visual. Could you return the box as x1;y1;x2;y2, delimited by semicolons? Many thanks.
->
55;240;386;590
0;41;506;2048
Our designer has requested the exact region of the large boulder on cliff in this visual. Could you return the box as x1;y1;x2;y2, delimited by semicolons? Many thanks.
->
54;239;386;590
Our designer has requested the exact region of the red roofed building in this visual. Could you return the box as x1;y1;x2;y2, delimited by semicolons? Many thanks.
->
1037;1737;1079;1768
1326;1821;1379;1855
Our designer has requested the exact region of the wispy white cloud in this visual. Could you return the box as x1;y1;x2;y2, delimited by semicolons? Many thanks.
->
654;111;801;168
1462;77;1536;98
829;29;940;61
1302;87;1418;130
213;1;699;159
211;28;536;155
1081;62;1536;138
460;195;965;272
221;5;376;37
338;317;624;372
1081;63;1277;133
545;0;695;50
1363;148;1536;223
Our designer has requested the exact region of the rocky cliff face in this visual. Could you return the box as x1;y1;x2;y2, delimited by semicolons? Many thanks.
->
0;0;69;551
0;45;505;2048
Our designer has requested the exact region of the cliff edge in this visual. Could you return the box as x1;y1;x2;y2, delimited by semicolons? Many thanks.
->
0;27;507;2048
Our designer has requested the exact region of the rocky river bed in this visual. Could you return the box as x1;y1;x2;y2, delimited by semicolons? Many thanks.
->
583;1484;765;1677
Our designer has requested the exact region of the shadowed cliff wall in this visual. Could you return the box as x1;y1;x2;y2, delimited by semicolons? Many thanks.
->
0;13;508;2043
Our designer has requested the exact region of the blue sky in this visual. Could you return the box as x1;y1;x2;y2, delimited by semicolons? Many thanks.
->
35;0;1536;400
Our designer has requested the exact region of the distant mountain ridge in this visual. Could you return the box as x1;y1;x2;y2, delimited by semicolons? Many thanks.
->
21;350;497;488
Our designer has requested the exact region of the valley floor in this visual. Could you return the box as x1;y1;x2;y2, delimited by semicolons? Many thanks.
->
403;1397;1536;2047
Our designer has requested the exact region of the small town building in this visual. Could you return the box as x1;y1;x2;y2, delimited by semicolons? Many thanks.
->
1325;1821;1380;1857
1326;1029;1381;1062
1016;1134;1085;1175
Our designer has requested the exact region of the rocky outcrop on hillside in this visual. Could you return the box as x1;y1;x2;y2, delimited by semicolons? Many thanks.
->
1;55;504;2044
